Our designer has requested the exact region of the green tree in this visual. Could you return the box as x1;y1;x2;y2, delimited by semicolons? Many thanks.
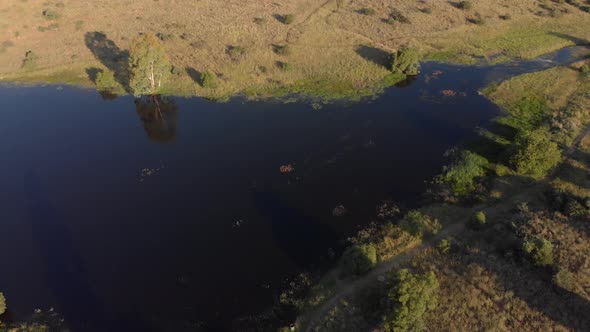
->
128;34;171;96
400;211;441;237
510;128;561;178
438;150;488;196
0;292;6;315
340;243;377;277
200;71;218;89
523;237;554;266
390;48;419;75
383;269;439;332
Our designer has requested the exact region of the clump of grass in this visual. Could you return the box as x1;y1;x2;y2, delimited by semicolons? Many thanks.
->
499;14;512;20
21;50;37;70
74;20;84;30
457;1;473;10
37;23;59;32
580;64;590;73
274;44;291;55
227;45;246;60
469;13;486;25
388;9;411;24
42;9;61;20
357;7;376;16
421;7;433;14
277;61;293;71
253;17;267;25
200;71;218;89
280;14;295;24
157;32;174;41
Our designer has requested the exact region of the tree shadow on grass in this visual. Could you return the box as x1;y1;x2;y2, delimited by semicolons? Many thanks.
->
464;133;510;165
556;162;590;190
548;32;589;45
185;67;203;86
459;226;590;331
355;45;390;69
84;31;130;91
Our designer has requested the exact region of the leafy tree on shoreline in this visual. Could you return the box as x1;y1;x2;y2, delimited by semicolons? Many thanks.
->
390;47;420;75
128;34;171;96
383;269;439;331
509;127;561;178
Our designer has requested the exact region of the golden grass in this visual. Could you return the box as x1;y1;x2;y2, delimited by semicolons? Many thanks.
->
1;0;590;98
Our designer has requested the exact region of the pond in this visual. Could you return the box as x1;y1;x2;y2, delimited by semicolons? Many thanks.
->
0;46;586;331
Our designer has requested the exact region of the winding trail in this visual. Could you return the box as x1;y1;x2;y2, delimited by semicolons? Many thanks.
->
299;121;590;332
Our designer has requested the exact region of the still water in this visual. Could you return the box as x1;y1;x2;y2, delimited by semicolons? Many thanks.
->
0;46;586;331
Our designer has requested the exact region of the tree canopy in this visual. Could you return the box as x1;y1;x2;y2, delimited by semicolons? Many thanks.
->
390;48;420;75
383;269;439;332
510;127;561;178
128;34;171;96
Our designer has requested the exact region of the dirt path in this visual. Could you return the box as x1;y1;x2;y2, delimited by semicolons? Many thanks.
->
299;123;590;332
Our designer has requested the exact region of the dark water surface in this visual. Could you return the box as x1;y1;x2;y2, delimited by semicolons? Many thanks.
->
0;46;586;331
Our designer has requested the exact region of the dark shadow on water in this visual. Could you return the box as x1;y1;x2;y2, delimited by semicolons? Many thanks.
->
253;190;339;269
355;45;390;69
24;172;152;332
135;95;178;143
185;67;203;86
98;90;119;101
84;31;129;91
486;120;519;142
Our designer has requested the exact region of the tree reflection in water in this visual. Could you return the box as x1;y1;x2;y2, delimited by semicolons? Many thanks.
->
134;95;177;143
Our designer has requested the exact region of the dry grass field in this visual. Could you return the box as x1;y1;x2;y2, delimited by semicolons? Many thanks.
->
1;0;590;99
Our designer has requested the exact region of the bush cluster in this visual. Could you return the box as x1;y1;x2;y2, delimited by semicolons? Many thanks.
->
400;211;441;238
523;237;554;266
509;128;561;178
200;71;218;89
382;269;439;332
389;47;420;75
340;243;377;277
438;150;489;197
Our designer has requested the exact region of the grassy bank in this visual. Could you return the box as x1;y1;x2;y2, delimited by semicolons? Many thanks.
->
289;61;590;331
1;0;590;100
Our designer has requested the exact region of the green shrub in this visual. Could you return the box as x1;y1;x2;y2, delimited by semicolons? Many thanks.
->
400;211;441;238
509;128;562;178
274;44;291;55
523;237;554;266
200;71;218;89
553;266;575;292
358;7;376;16
253;17;267;25
75;20;84;30
42;9;61;20
340;243;377;277
470;211;487;229
564;199;587;217
389;9;411;24
389;47;420;75
94;69;117;91
457;1;473;10
580;64;590;73
277;61;293;71
499;14;512;20
281;14;295;25
421;7;433;14
0;292;5;315
156;32;174;41
227;45;246;60
437;239;452;254
438;150;488;196
21;50;37;70
383;269;439;332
